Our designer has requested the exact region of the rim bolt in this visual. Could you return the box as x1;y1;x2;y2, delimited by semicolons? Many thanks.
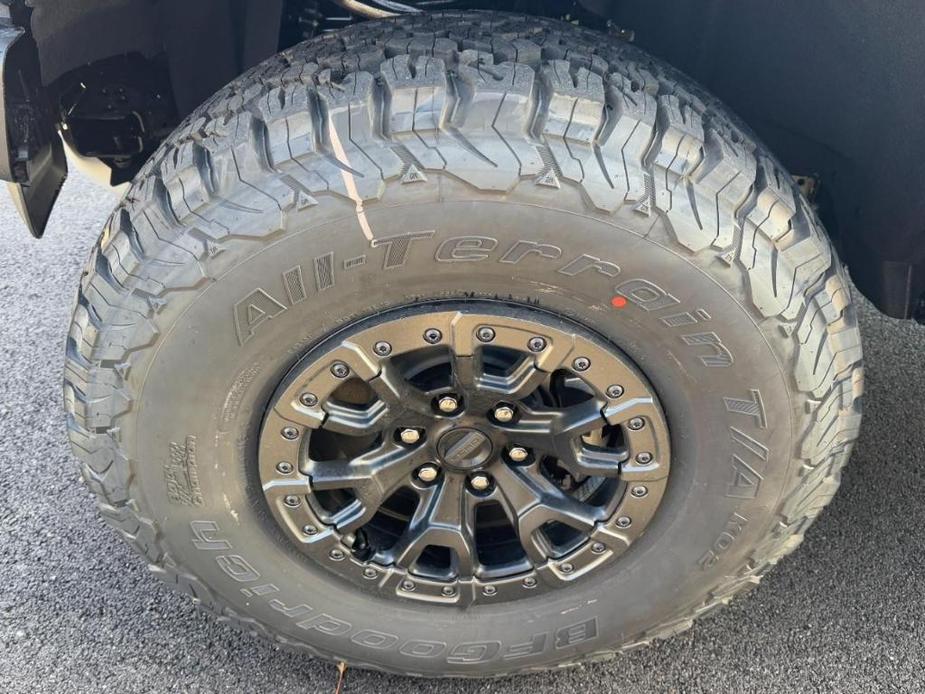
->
441;585;456;597
299;392;318;407
561;562;574;574
635;451;653;464
330;362;350;378
476;326;495;342
508;446;529;463
469;474;491;492
329;548;345;561
399;428;422;445
373;341;392;356
416;465;440;483
283;495;301;508
591;542;606;554
423;328;443;344
493;405;515;423
437;395;459;414
482;585;497;596
606;384;625;399
628;417;645;431
522;576;537;589
281;426;299;440
617;516;632;528
363;567;378;580
275;461;294;475
572;356;591;371
401;580;416;592
302;524;317;535
631;485;649;498
528;336;546;352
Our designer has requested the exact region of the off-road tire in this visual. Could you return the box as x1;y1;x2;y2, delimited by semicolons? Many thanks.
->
64;11;864;677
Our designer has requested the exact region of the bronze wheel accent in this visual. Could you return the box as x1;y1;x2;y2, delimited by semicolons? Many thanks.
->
258;304;670;605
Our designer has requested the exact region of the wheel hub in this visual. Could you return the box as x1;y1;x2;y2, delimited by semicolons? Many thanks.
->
437;428;493;471
258;303;671;605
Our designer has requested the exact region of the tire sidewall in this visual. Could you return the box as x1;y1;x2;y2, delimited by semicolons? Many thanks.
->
129;183;793;674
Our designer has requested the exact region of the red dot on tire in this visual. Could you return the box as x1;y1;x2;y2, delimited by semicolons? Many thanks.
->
611;296;628;309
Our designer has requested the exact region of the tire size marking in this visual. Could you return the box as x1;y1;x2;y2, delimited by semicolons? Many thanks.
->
232;231;733;369
188;520;598;665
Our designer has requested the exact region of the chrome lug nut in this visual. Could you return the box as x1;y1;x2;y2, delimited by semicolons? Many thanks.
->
527;336;547;352
373;341;392;356
330;361;350;378
469;474;491;492
508;446;529;463
493;405;515;423
437;395;460;413
399;428;422;445
627;417;645;430
606;384;624;399
281;426;299;440
572;356;591;371
423;328;442;344
299;392;318;407
416;465;440;483
476;326;495;342
275;461;294;475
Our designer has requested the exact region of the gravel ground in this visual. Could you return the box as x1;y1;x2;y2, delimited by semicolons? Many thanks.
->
1;172;923;694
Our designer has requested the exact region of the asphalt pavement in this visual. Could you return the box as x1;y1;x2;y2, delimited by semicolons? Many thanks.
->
1;172;923;693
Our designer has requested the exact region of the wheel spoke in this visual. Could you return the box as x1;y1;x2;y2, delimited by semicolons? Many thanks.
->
322;400;389;436
480;357;549;400
492;463;600;563
367;360;434;423
307;442;427;532
387;475;478;576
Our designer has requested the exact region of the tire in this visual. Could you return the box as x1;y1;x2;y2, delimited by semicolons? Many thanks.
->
64;11;864;677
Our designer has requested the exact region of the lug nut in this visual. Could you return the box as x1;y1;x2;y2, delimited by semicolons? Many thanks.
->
606;384;624;399
373;341;392;356
423;328;442;344
299;392;318;407
631;485;649;498
275;461;294;475
469;474;491;492
281;426;299;440
572;356;591;371
330;362;349;378
476;326;495;342
635;451;653;464
437;395;459;413
528;336;546;352
493;405;515;423
399;428;422;445
416;465;440;483
508;446;529;463
284;495;301;508
627;417;645;430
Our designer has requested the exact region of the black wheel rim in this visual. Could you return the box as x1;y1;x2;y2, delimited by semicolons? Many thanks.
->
258;303;671;605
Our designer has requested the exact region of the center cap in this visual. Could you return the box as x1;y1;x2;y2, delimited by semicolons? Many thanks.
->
437;427;493;471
